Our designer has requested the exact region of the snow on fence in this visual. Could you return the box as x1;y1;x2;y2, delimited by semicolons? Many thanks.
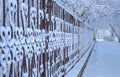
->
0;0;94;77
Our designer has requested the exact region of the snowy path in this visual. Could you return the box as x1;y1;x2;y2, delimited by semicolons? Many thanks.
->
82;41;120;77
65;42;95;77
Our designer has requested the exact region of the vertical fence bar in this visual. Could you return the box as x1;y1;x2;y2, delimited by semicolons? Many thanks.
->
17;0;19;27
28;0;30;28
3;0;5;26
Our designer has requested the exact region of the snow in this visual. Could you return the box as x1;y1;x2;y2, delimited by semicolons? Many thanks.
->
82;41;120;77
65;42;95;77
62;0;120;40
0;0;120;77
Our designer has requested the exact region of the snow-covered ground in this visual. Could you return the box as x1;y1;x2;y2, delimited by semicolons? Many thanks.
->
65;42;95;77
82;41;120;77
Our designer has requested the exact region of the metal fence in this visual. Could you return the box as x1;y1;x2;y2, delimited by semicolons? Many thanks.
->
0;0;94;77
